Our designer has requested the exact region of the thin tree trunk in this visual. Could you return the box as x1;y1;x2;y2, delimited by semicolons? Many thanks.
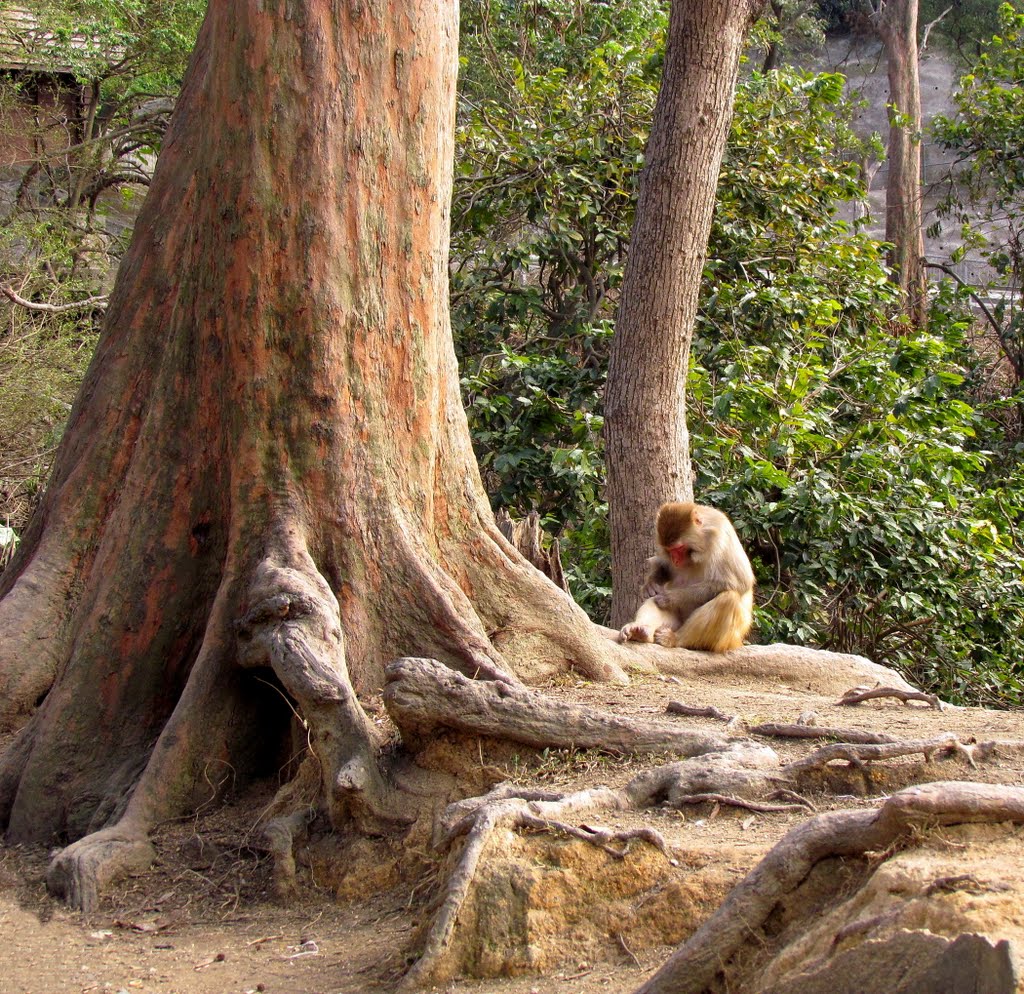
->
873;0;928;325
605;0;765;626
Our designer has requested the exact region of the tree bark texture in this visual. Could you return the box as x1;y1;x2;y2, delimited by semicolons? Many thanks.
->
605;0;766;626
0;0;622;885
384;656;734;757
873;0;928;325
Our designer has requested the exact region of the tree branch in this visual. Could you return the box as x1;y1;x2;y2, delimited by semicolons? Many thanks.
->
921;6;953;50
1;285;108;314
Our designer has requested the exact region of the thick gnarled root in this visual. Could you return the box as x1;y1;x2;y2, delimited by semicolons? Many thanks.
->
635;781;1024;994
263;809;314;903
403;783;637;989
383;656;736;757
237;552;413;832
405;742;778;988
46;822;156;912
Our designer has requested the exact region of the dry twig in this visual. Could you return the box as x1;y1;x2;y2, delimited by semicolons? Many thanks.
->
837;686;942;710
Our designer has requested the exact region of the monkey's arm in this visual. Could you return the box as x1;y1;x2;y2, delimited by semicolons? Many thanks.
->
639;555;673;600
654;580;721;623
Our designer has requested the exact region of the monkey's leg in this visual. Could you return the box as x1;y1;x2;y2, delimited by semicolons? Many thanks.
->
660;589;753;653
619;597;677;644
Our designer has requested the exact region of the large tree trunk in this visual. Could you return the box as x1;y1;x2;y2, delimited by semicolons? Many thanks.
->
872;0;928;326
604;0;766;627
0;0;623;908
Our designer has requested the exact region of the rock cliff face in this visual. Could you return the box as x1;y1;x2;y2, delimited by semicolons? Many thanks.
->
817;35;1002;289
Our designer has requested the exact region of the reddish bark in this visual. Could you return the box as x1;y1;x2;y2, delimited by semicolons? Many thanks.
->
0;0;623;908
605;0;766;626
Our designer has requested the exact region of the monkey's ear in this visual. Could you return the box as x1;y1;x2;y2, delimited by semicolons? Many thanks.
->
691;508;703;526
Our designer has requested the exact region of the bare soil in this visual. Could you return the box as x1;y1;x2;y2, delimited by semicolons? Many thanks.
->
4;667;1024;994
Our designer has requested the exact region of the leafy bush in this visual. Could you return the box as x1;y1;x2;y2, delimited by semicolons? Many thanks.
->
453;40;1024;702
454;0;664;621
933;3;1024;418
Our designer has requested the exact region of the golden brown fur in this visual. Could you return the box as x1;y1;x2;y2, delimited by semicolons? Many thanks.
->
618;501;754;652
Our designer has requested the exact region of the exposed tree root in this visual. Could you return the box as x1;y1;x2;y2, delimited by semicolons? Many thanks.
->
405;739;779;987
519;819;674;860
0;718;36;826
838;685;943;710
637;642;919;695
380;659;741;753
258;754;321;903
634;781;1024;994
263;809;314;903
750;722;900;744
673;792;814;814
389;520;523;685
392;659;1007;987
621;744;782;806
781;734;984;778
384;657;737;756
236;551;412;832
41;587;241;911
41;537;420;911
404;782;635;989
46;818;155;912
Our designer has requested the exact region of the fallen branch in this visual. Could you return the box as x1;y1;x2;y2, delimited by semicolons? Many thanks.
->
1;284;108;313
838;686;942;710
666;701;737;724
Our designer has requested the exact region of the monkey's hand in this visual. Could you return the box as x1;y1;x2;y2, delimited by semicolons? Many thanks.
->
618;623;654;644
654;625;680;648
641;556;672;600
653;593;672;610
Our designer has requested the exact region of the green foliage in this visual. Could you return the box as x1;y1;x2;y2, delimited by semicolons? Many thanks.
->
0;2;202;534
3;1;203;213
752;1;827;72
22;0;203;94
692;294;1024;705
814;0;861;33
920;0;1007;63
454;0;665;620
687;68;1024;704
453;23;1024;701
0;298;99;534
933;3;1024;416
934;4;1024;217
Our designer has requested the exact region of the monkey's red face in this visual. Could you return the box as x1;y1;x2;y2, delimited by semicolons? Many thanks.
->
666;543;690;568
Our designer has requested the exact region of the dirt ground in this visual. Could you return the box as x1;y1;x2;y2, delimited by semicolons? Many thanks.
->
4;664;1024;994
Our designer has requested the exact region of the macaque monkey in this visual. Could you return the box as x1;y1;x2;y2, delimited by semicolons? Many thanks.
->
618;502;754;653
